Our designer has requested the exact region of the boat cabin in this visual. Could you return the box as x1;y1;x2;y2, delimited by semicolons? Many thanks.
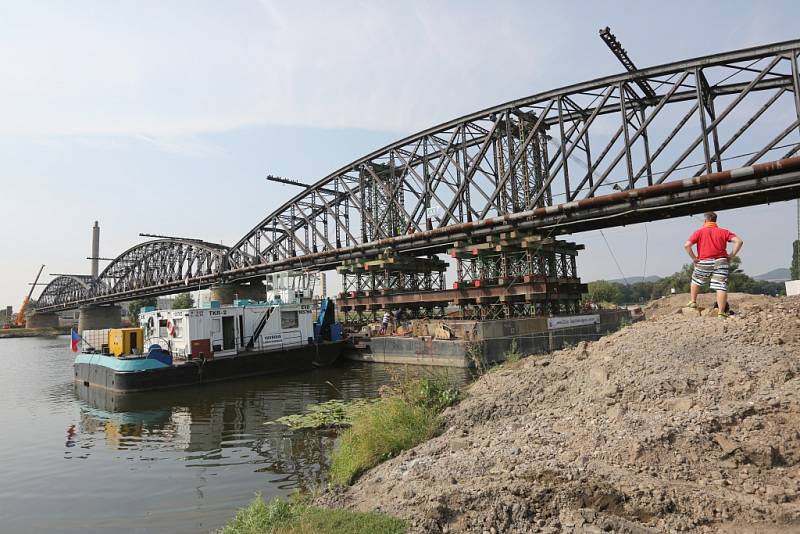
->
139;302;315;360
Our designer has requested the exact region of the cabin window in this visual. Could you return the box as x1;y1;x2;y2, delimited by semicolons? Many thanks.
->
281;311;298;329
159;319;168;327
173;318;183;336
212;318;221;334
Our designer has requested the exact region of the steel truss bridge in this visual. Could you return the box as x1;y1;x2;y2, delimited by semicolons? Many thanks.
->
36;39;800;317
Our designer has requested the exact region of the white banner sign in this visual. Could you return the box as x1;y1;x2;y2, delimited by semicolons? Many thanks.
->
547;314;600;330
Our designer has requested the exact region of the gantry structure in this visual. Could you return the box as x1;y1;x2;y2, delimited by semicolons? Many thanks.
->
36;39;800;320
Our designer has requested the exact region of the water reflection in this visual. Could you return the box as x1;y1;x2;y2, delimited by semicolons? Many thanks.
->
72;363;470;491
0;335;472;533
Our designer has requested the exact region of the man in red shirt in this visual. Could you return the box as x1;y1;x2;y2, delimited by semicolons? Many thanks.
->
683;212;744;317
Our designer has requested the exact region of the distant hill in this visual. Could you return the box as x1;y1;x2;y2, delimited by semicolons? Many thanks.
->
597;275;662;284
754;268;791;282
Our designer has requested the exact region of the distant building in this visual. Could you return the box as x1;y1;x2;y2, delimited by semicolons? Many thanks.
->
0;306;13;325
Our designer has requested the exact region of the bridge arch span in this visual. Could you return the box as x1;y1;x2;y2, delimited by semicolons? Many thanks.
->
37;275;94;309
93;239;229;297
226;39;800;273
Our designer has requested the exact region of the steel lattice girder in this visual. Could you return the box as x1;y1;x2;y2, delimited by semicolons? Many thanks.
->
226;39;800;273
37;239;228;311
36;275;94;308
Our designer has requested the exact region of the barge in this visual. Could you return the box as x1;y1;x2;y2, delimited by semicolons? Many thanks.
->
75;297;344;393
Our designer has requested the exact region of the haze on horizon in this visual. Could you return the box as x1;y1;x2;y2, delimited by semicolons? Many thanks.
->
1;0;799;307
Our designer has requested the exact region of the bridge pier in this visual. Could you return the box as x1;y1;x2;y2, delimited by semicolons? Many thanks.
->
26;312;60;329
209;283;265;305
78;305;122;334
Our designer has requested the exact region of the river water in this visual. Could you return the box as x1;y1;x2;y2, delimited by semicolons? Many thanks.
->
0;335;468;533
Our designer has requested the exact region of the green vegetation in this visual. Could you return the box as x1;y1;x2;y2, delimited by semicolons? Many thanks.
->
273;399;378;430
218;496;406;534
328;376;459;486
466;341;488;374
127;297;157;326
398;375;461;413
586;258;785;306
503;338;523;364
329;397;438;486
585;280;626;306
792;240;800;280
171;293;194;309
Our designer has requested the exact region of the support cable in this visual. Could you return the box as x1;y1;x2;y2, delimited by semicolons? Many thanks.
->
600;229;628;285
642;223;649;284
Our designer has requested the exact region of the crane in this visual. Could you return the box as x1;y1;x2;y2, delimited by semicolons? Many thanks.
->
599;26;656;99
15;264;45;327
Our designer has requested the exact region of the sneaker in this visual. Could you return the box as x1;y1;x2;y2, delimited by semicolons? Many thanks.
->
687;301;698;308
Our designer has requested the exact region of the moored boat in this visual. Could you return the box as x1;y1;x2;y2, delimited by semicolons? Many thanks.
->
74;297;344;393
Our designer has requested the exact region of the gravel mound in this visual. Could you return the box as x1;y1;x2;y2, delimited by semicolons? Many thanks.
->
318;295;800;533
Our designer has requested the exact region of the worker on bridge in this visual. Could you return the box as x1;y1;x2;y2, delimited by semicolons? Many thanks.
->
683;212;744;317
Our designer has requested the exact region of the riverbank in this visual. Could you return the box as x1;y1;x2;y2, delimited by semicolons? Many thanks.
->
0;326;70;339
316;293;800;533
219;496;406;534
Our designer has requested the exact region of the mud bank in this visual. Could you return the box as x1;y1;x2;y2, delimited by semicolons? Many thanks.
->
318;294;800;533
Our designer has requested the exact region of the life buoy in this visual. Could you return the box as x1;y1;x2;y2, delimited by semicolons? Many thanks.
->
166;319;176;337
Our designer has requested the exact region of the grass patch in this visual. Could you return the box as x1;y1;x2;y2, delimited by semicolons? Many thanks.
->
329;376;460;486
328;396;438;486
218;496;406;534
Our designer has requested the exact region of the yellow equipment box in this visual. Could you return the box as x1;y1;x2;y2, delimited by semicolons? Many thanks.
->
108;328;144;357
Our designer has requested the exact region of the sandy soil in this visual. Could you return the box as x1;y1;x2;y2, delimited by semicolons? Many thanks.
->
318;294;800;533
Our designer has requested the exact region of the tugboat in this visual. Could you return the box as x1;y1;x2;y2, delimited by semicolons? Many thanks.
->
74;296;344;393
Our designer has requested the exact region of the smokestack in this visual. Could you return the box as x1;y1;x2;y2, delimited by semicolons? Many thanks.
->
91;221;100;278
320;272;327;298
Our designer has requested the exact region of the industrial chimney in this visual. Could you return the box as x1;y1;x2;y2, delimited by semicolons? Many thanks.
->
91;221;100;278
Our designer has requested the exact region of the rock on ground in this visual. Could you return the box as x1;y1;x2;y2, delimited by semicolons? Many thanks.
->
317;294;800;533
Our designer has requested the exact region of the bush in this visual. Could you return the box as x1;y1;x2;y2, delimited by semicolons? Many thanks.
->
503;339;523;364
397;376;461;413
171;293;194;309
127;297;156;326
218;496;406;534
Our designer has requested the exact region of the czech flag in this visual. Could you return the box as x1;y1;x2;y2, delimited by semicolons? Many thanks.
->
70;328;81;353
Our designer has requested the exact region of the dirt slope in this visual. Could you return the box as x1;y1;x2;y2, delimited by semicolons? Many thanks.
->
319;295;800;533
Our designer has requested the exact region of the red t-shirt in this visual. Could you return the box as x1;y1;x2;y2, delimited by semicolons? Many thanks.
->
688;224;736;260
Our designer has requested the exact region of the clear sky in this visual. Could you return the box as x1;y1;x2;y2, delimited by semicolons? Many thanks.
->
1;0;799;307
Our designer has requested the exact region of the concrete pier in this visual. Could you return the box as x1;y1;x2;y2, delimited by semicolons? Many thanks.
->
209;283;265;304
348;310;633;368
78;305;122;333
26;312;60;329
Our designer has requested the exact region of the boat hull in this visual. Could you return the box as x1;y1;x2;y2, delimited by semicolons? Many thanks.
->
74;341;345;393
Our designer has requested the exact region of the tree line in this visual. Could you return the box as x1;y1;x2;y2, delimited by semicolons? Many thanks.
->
586;257;786;306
